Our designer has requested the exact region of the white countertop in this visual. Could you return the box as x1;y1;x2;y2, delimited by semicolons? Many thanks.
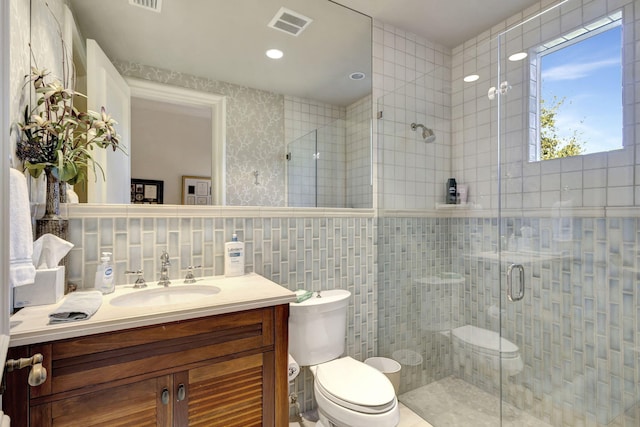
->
10;272;296;347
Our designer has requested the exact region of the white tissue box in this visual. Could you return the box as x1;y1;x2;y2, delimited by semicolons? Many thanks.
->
14;266;65;308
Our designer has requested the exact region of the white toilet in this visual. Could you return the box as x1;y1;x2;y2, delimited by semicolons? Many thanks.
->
451;324;523;377
289;289;400;427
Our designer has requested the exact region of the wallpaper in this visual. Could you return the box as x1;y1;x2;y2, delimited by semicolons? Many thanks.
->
114;61;286;207
9;0;29;159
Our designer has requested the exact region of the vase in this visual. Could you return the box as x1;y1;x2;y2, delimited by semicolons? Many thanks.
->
35;169;68;240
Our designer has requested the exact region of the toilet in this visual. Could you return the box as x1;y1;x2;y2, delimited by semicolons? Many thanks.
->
451;324;523;377
289;289;400;427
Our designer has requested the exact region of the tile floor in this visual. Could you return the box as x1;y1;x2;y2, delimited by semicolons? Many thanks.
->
399;376;552;427
289;402;432;427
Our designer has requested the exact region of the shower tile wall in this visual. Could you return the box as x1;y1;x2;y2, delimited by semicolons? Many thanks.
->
450;0;639;210
284;95;373;208
284;96;345;145
375;212;640;426
346;95;373;208
65;211;376;413
284;97;346;208
377;216;453;394
449;215;640;427
372;20;452;210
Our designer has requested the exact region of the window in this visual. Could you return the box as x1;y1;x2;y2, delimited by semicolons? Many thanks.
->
533;12;623;161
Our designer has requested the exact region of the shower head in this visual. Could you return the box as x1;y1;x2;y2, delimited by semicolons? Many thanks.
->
410;123;436;143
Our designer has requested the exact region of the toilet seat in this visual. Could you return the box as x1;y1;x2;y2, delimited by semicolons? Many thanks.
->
314;357;396;414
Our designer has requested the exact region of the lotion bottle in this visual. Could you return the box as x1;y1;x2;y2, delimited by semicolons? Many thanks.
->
95;252;115;294
224;234;245;277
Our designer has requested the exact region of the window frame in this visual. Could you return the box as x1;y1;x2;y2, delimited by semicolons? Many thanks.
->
528;11;624;162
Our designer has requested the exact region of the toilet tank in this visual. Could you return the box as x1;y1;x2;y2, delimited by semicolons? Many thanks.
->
288;289;350;366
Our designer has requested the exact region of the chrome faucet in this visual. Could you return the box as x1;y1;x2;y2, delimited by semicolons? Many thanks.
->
158;250;171;287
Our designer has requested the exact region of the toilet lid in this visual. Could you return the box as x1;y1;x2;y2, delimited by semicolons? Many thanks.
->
315;357;396;414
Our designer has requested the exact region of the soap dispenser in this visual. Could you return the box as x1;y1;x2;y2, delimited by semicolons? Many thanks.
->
95;252;115;294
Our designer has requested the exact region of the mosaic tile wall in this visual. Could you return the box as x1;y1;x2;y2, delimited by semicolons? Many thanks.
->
376;216;454;394
448;215;640;427
65;211;377;413
375;214;640;426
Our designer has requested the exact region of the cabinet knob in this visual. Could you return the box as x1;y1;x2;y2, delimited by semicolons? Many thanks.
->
177;383;186;401
161;388;170;405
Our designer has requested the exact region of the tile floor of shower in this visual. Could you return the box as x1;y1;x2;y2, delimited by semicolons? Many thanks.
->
398;376;640;427
398;376;550;427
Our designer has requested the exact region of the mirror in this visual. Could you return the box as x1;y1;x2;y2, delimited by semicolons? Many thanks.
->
34;0;372;208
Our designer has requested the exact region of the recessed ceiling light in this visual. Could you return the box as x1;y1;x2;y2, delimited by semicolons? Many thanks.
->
508;52;528;62
266;49;284;59
349;72;366;80
463;74;480;83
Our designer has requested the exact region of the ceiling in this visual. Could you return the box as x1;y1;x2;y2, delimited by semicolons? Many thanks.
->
67;0;541;106
334;0;541;48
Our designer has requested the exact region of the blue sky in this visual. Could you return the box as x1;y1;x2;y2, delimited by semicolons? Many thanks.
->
540;25;622;155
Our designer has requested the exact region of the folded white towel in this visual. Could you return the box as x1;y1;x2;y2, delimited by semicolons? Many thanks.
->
49;291;103;324
10;168;36;287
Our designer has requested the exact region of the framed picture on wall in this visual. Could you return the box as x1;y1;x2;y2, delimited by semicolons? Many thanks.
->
131;179;164;204
182;176;212;205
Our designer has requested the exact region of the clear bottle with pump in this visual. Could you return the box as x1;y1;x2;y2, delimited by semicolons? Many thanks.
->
95;252;115;294
224;234;245;277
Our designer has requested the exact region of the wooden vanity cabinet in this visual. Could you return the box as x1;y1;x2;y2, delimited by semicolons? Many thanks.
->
4;305;289;427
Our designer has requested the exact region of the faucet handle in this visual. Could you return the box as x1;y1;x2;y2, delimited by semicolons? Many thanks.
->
184;265;202;284
160;250;170;265
125;270;147;289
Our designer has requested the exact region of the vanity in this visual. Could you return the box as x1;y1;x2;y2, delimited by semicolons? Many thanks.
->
4;273;295;426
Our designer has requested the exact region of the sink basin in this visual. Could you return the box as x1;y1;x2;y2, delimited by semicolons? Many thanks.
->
110;285;221;308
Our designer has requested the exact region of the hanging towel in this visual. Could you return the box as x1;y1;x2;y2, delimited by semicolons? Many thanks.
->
49;291;103;324
9;168;36;288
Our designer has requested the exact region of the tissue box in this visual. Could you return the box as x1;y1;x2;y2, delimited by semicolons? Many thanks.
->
14;266;65;308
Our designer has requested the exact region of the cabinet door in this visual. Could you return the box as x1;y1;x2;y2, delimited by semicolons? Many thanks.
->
31;375;173;427
186;353;269;427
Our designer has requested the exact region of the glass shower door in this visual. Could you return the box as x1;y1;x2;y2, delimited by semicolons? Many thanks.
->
287;129;317;207
497;0;639;425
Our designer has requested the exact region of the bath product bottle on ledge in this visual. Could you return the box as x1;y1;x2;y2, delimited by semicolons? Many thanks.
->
447;178;457;204
95;252;115;294
224;233;245;277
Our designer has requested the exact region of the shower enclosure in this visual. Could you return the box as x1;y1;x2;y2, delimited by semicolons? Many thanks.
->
376;0;639;425
287;116;371;208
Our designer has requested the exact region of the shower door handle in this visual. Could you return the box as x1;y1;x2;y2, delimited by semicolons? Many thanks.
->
506;263;525;302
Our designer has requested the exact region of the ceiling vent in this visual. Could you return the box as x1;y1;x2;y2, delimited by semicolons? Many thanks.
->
128;0;162;13
268;7;312;37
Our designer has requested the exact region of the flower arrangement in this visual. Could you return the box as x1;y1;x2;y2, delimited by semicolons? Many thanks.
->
16;66;121;186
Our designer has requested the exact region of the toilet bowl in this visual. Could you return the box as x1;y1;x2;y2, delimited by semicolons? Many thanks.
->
451;324;523;376
289;290;400;427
